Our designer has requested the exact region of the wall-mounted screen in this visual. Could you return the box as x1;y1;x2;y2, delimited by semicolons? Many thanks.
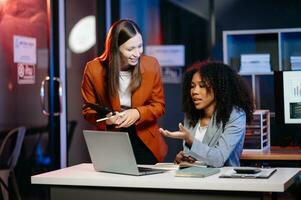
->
283;71;301;124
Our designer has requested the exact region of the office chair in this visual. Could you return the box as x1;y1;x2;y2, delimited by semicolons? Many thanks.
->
0;127;26;200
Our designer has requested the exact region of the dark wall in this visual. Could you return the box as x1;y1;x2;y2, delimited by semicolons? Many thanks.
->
160;0;209;66
213;0;301;146
213;0;301;60
159;1;209;161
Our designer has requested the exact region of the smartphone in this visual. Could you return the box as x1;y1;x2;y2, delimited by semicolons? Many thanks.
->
233;167;261;174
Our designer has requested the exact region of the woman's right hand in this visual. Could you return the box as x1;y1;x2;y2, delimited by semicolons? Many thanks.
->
159;123;193;145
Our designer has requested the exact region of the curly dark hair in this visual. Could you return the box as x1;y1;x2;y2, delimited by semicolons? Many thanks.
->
182;61;254;129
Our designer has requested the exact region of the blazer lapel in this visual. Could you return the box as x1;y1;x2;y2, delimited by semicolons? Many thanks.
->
132;64;145;108
202;115;220;145
97;63;121;112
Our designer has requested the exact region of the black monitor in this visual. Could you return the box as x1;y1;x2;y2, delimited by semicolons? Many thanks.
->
275;71;301;124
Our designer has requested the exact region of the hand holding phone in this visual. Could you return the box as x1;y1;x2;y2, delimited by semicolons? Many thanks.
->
174;151;196;164
83;103;112;117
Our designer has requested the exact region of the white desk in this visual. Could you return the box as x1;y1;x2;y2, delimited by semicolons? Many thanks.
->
31;163;300;200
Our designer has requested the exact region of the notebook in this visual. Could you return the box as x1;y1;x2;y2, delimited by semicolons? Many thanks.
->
83;130;165;176
175;166;220;178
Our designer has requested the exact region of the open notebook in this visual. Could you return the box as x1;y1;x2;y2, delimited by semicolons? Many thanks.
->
83;130;165;176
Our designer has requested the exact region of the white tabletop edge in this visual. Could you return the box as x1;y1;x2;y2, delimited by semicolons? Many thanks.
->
31;163;301;193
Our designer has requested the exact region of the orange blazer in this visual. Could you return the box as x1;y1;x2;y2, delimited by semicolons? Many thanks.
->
81;55;168;162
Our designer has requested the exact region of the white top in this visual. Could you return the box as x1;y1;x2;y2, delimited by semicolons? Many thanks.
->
119;71;131;107
194;123;207;143
31;163;300;193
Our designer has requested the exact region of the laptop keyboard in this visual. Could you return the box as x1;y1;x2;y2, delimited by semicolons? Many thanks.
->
138;167;166;174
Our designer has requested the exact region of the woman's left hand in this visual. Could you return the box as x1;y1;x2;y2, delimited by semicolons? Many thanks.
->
174;151;196;164
115;109;140;128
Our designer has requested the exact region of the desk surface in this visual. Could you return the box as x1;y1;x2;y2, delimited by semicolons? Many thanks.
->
31;163;300;193
241;146;301;161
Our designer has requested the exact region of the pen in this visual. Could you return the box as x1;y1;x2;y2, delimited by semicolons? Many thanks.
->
96;112;125;122
96;116;110;122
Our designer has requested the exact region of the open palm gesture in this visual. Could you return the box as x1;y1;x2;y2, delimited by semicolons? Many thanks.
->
159;123;192;142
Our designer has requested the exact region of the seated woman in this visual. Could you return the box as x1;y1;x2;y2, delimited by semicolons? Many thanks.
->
160;61;254;167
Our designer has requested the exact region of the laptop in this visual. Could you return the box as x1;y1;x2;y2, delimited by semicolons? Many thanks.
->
83;130;166;176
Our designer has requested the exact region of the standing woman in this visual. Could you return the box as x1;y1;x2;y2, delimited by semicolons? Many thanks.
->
81;19;167;164
160;61;254;167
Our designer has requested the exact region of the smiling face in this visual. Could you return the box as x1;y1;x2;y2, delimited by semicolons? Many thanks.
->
119;33;143;68
190;72;216;114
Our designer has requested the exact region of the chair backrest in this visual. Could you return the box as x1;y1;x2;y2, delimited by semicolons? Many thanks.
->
0;127;26;169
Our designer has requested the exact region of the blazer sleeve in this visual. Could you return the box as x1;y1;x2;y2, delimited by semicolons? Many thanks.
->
81;62;106;129
189;110;246;167
135;58;165;125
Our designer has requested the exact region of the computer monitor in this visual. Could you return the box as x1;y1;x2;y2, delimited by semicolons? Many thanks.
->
275;71;301;124
283;71;301;123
